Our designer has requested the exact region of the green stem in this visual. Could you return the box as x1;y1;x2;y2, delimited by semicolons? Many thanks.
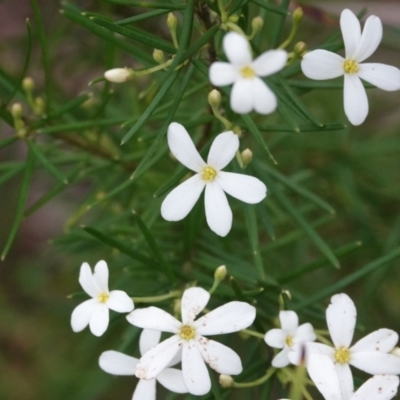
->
241;329;265;339
232;367;276;388
132;290;181;303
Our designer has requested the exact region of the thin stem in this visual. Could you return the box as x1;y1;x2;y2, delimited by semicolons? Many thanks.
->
132;290;181;303
232;367;276;388
241;329;265;339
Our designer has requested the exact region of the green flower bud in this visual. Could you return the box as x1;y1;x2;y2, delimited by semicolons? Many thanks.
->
219;374;234;388
208;89;221;108
153;49;165;64
167;12;178;30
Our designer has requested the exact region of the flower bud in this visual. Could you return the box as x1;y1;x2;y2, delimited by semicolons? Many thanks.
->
104;68;133;83
293;7;303;23
251;16;264;32
11;103;23;118
208;89;221;108
294;41;307;56
167;12;178;30
391;347;400;357
153;49;165;64
219;374;233;388
22;77;35;92
240;148;253;168
214;265;227;282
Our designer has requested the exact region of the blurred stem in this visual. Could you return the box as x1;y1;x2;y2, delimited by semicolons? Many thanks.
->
132;290;181;303
241;329;264;339
232;367;276;388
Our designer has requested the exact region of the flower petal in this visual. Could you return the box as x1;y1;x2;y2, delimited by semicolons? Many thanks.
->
89;303;109;337
196;337;242;375
252;49;287;77
99;350;138;375
354;15;382;62
264;329;286;349
326;293;356;348
136;335;182;379
280;310;298;334
351;329;398;354
358;63;400;91
71;298;97;332
335;362;354;400
223;32;252;66
132;379;156;400
157;368;188;393
289;342;334;366
181;287;210;324
204;182;232;237
252;77;278;114
301;50;344;80
167;122;206;172
79;262;100;297
161;174;205;221
230;79;254;114
294;323;316;343
344;73;369;126
308;354;342;400
351;375;399;400
93;260;109;293
207;131;238;171
340;9;361;59
350;352;400;375
217;171;267;204
127;307;181;333
209;62;239;86
140;329;162;356
272;347;291;368
182;342;211;396
195;301;256;335
107;290;134;313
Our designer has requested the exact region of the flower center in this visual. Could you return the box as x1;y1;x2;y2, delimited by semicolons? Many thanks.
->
98;292;109;303
180;324;196;340
240;65;256;79
285;335;293;347
201;166;217;181
343;59;359;74
335;347;351;364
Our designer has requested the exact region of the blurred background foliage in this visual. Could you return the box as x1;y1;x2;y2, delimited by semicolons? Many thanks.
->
0;0;400;399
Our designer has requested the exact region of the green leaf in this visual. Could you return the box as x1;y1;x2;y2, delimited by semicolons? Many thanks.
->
153;165;186;198
91;17;177;54
0;163;24;187
116;9;169;24
258;203;276;240
1;146;35;260
247;0;289;16
82;226;153;265
181;25;219;60
27;140;68;184
41;93;91;122
101;0;186;10
256;123;347;133
293;246;400;311
272;184;340;268
270;0;290;47
132;210;175;281
0;136;17;150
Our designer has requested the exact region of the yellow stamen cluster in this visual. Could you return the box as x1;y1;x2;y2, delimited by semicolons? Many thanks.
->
98;292;110;303
343;59;359;74
201;166;217;181
180;324;196;340
240;66;256;79
335;347;351;364
285;335;294;347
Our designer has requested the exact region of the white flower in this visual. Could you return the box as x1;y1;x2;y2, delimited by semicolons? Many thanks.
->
99;329;188;400
301;9;400;126
290;293;400;399
264;310;316;368
126;287;256;396
209;32;287;114
70;260;134;337
161;122;267;237
308;354;400;400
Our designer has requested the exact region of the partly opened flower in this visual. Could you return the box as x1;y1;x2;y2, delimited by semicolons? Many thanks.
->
264;310;316;368
301;9;400;125
70;260;134;336
161;122;267;236
291;293;400;399
209;32;287;114
99;329;187;400
126;287;256;396
308;354;399;400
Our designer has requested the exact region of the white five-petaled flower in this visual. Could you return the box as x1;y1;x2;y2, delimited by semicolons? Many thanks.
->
290;293;400;400
209;32;287;114
161;122;267;237
301;9;400;126
308;354;400;400
126;287;256;396
70;260;134;337
264;310;316;368
99;329;188;400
